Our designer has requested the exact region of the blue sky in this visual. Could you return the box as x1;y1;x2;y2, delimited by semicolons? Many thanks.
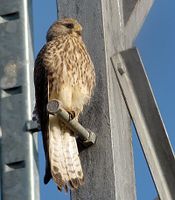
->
32;1;175;199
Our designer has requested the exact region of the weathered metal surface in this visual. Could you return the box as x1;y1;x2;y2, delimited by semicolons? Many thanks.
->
111;47;175;200
56;0;153;199
0;0;39;199
123;0;153;47
123;0;138;25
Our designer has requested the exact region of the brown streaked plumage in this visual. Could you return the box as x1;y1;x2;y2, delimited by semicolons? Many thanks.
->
34;18;95;191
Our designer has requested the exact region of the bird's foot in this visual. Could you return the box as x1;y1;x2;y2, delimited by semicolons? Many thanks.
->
67;108;80;121
67;110;76;121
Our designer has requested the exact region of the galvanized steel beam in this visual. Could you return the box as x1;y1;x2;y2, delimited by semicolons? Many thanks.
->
0;0;39;199
57;0;153;200
111;47;175;200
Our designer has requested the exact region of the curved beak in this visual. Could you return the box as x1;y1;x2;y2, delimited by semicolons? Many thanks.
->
74;24;82;35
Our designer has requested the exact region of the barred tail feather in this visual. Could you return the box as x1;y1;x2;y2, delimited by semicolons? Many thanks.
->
63;131;84;189
49;115;84;191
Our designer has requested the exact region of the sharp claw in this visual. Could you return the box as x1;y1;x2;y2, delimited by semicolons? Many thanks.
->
68;111;75;120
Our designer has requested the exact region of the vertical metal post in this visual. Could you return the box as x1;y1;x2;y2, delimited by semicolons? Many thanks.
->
57;0;153;199
0;0;39;199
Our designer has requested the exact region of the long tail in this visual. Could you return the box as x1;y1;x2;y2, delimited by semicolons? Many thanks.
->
48;115;84;191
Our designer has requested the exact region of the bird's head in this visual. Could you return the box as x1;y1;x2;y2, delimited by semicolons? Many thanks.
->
46;18;83;42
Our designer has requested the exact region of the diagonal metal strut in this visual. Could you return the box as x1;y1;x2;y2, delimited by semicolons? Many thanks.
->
111;47;175;200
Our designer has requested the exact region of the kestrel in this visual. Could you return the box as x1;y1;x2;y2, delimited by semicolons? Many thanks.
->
33;18;95;191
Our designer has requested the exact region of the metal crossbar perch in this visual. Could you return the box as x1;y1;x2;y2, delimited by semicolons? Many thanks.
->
47;99;96;147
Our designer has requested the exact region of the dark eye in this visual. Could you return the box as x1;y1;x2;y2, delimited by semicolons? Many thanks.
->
65;23;74;29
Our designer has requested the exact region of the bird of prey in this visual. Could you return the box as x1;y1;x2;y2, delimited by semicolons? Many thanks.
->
33;18;95;191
